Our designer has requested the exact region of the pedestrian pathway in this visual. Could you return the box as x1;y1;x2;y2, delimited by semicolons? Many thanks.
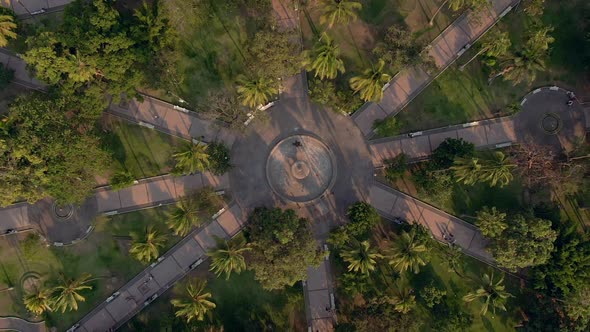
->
369;181;493;263
352;0;519;137
71;203;245;332
0;316;46;332
304;252;336;332
0;0;71;17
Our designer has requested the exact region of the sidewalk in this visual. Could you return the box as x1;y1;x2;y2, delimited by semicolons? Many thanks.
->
0;316;46;332
352;0;519;137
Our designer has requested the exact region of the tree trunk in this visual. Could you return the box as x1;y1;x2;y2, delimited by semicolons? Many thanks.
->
429;0;452;26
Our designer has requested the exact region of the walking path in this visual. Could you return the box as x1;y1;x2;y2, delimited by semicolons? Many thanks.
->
369;86;588;166
0;0;71;16
304;254;336;332
71;203;245;332
352;0;520;137
0;316;46;332
370;181;492;262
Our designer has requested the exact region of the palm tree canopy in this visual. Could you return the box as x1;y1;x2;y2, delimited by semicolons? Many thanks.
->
0;15;17;47
349;60;391;102
319;0;362;28
237;76;278;109
475;206;508;238
387;228;429;274
167;198;201;236
130;227;167;263
23;287;54;315
171;279;216;323
463;272;512;315
52;273;94;313
303;33;345;80
173;142;210;175
208;236;251;279
340;240;383;275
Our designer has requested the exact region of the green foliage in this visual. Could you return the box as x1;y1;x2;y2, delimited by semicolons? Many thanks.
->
386;227;430;274
109;170;135;191
308;78;362;114
373;116;400;137
431;138;475;170
411;165;454;205
21;233;42;260
463;272;512;316
373;25;431;73
208;236;250;280
319;0;362;28
23;286;54;315
475;206;507;238
51;272;94;313
339;271;371;296
384;153;407;182
487;214;557;271
340;240;383;275
129;226;167;263
192;186;224;216
431;298;474;332
206;142;231;175
245;207;322;290
171;279;216;323
237;75;278;109
523;0;545;17
247;29;301;79
303;33;345;80
0;63;14;89
0;13;16;47
0;93;111;206
419;283;447;308
172;142;210;175
346;202;381;237
452;151;516;187
167;197;201;236
349;60;391;102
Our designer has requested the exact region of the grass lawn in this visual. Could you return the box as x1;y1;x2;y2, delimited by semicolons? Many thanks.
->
122;261;306;331
384;0;588;136
100;116;185;180
0;205;178;330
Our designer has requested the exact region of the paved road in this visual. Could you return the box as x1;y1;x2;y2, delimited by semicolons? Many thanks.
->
370;181;492;262
0;316;46;332
72;203;245;332
0;0;71;17
352;0;520;137
369;86;588;166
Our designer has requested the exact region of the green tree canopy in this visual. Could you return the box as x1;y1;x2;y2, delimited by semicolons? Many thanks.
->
373;25;431;72
245;207;322;290
52;273;94;313
319;0;362;28
0;93;111;206
207;236;250;280
487;214;557;271
431;138;475;169
340;240;383;275
129;227;167;263
475;206;507;238
23;286;53;315
386;227;430;274
167;197;201;236
0;13;16;47
451;151;515;187
171;279;216;323
463;272;512;316
349;60;391;102
346;202;381;237
172;142;210;175
237;75;278;109
247;29;301;79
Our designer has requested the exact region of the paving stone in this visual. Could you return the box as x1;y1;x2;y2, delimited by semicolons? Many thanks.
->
193;221;228;250
171;239;205;270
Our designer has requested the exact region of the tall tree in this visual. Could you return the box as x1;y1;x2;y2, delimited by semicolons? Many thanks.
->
475;206;507;238
319;0;362;28
23;286;53;315
129;227;167;263
236;76;278;109
487;214;557;271
167;197;201;236
245;207;322;290
431;138;475;170
52;273;94;313
463;272;512;315
171;279;216;323
391;284;417;314
373;25;432;72
429;0;490;26
0;14;16;47
172;142;210;175
349;60;391;102
459;30;512;70
207;236;250;279
386;228;430;274
247;29;301;79
340;240;383;275
302;33;345;80
452;151;516;187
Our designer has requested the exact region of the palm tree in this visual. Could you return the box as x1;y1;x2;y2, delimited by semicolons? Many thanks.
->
167;198;201;236
207;236;251;279
459;30;511;70
475;206;507;238
319;0;362;29
173;142;210;175
429;0;489;26
386;228;429;274
452;152;515;187
340;240;382;275
52;273;94;313
463;272;512;315
23;286;53;315
237;76;278;109
302;33;345;80
129;227;167;263
349;60;391;102
171;279;216;323
391;284;416;314
0;15;17;47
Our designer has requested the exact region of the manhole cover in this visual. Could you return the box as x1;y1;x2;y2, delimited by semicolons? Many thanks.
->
541;113;562;135
266;135;336;204
52;203;74;220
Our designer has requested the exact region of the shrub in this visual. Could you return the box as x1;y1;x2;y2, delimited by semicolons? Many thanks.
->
0;63;15;90
110;170;135;190
206;142;231;175
384;153;407;182
431;138;475;170
193;186;224;216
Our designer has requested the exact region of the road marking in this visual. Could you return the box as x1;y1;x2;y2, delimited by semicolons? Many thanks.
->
520;98;527;106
